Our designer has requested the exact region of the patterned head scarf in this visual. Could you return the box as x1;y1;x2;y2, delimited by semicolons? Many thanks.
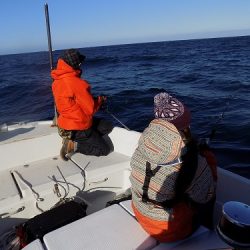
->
138;119;183;164
154;92;191;131
61;49;86;70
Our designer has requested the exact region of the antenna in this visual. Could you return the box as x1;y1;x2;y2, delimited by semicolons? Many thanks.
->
44;3;57;125
44;3;53;70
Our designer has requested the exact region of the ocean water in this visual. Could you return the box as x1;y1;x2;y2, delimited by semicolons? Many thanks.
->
0;36;249;178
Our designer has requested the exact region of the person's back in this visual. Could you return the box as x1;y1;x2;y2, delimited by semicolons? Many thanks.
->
52;59;98;130
130;119;215;242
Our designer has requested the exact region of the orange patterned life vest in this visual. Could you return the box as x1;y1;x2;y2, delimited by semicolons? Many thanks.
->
130;119;215;242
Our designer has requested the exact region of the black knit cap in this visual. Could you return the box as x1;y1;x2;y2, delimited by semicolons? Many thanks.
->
61;49;86;69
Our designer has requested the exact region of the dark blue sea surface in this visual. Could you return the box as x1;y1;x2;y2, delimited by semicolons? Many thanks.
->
0;36;249;178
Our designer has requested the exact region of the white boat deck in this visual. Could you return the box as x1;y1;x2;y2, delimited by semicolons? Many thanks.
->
22;202;229;250
0;122;140;234
0;121;249;249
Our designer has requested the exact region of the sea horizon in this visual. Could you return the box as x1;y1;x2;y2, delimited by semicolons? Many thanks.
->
2;33;250;57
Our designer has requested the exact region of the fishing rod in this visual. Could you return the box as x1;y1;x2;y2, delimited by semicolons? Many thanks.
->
208;98;231;142
199;95;232;147
44;3;57;125
105;109;130;130
103;99;130;130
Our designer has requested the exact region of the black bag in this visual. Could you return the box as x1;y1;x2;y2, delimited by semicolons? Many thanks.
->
17;200;87;245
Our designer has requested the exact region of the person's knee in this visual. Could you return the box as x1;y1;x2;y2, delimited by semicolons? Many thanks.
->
97;119;113;135
99;145;111;156
78;144;111;157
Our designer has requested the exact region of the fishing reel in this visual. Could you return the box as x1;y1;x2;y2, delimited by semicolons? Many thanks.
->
198;137;211;152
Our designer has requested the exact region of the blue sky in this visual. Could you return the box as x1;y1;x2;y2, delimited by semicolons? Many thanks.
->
0;0;250;55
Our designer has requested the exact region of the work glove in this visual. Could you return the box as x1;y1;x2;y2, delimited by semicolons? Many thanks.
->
100;95;108;110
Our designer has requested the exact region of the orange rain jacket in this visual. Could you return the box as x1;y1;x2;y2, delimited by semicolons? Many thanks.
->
51;59;102;130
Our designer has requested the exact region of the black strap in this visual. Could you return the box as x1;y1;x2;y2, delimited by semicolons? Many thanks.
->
141;140;200;208
142;161;153;202
141;162;162;203
141;161;188;208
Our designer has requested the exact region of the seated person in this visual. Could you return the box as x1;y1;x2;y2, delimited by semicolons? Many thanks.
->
51;49;113;160
130;118;216;242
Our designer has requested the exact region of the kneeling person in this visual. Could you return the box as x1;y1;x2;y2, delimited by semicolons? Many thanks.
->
51;49;113;160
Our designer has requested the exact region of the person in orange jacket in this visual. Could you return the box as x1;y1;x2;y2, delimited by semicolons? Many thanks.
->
51;49;113;160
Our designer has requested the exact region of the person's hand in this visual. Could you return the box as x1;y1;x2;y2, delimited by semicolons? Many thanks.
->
100;95;107;103
100;96;108;110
